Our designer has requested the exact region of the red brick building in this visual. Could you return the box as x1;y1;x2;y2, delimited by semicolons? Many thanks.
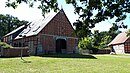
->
108;32;130;54
3;9;78;55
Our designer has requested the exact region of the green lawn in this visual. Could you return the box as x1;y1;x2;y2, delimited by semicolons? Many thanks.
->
0;54;130;73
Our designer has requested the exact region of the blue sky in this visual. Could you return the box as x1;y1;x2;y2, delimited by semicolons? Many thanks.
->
0;0;129;32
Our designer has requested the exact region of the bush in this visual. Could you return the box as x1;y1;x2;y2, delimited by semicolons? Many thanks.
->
78;37;99;54
78;37;92;50
0;41;13;49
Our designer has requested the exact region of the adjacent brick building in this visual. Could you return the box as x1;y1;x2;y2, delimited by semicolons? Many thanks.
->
108;32;130;54
3;9;78;55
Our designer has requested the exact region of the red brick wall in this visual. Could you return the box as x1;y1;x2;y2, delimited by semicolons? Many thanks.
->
124;38;130;53
13;36;38;55
38;11;77;54
41;36;55;54
2;48;29;57
67;38;77;53
39;11;75;37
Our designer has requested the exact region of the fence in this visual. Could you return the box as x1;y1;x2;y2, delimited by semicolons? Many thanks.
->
0;47;29;57
96;49;111;54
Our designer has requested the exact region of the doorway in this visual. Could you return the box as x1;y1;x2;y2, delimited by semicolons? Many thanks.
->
56;39;66;53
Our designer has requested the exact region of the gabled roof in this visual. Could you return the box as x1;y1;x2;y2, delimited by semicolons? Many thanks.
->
108;32;129;46
4;25;25;37
15;11;57;39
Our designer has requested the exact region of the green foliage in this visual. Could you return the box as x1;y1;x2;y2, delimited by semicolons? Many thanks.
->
0;14;28;40
99;35;112;49
78;27;119;52
126;29;130;37
108;23;122;40
73;20;92;38
0;41;13;49
6;0;59;17
78;37;92;50
91;30;102;50
92;29;119;50
72;0;128;37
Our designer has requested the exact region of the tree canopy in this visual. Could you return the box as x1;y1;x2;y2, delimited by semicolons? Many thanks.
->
0;14;28;40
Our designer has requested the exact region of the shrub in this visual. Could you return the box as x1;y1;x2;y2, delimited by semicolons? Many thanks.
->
78;37;99;54
78;37;92;50
0;41;13;49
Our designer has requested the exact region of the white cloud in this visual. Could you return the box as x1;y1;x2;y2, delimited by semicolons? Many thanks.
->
0;0;43;21
92;21;112;32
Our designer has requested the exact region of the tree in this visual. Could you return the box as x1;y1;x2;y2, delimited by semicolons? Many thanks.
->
77;30;106;51
0;14;28;40
5;0;59;17
108;23;122;40
99;35;112;49
92;30;101;49
78;28;120;53
6;0;129;38
126;29;130;37
92;26;121;50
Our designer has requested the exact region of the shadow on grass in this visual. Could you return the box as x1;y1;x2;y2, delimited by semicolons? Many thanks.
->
41;54;97;59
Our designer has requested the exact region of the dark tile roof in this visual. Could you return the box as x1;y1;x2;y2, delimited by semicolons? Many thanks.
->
4;9;74;40
4;25;25;37
15;11;57;39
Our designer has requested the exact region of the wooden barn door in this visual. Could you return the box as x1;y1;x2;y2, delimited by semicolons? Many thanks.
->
56;39;66;53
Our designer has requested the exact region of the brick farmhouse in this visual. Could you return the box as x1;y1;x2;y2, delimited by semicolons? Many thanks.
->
108;32;130;54
3;9;78;55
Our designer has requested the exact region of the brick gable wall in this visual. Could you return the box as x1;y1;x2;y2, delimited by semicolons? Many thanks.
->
39;11;75;37
38;10;78;54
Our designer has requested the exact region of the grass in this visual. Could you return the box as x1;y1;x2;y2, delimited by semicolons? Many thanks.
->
0;54;130;73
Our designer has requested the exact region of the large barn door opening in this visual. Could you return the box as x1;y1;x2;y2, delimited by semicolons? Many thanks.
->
56;39;66;53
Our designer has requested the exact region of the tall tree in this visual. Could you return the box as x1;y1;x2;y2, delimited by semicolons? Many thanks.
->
99;35;112;49
92;30;101;48
0;14;28;40
108;23;122;40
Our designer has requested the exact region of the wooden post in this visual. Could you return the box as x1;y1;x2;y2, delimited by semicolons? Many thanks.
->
21;49;23;60
20;47;31;63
